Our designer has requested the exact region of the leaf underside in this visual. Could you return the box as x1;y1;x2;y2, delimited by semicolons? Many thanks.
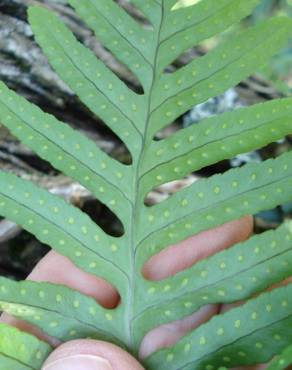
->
266;344;292;370
0;323;51;370
0;0;291;369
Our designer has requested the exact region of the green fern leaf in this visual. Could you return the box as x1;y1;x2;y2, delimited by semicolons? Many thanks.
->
0;323;51;369
0;1;291;369
146;284;292;369
28;6;146;148
0;171;127;288
139;152;292;253
0;279;124;344
0;82;132;220
133;222;292;343
142;99;292;182
158;0;261;72
149;17;292;137
67;0;155;91
266;344;292;370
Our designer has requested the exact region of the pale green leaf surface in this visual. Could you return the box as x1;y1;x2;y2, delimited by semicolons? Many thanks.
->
182;316;292;370
150;17;292;137
0;279;124;344
157;0;260;71
141;99;292;186
0;301;117;345
0;323;51;369
28;6;145;154
162;0;177;11
146;284;292;370
266;344;292;370
138;151;292;256
153;17;291;108
0;82;132;220
0;1;291;368
133;222;292;342
0;355;33;370
162;0;255;39
0;171;128;290
68;0;150;58
67;0;154;90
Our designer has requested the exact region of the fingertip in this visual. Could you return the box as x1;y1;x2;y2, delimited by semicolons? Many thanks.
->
42;339;144;370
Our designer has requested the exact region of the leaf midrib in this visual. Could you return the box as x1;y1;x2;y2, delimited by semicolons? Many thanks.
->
126;1;165;350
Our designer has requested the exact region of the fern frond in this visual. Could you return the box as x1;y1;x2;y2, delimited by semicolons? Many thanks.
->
142;99;292;185
0;1;291;369
146;284;292;370
66;0;154;91
149;17;292;137
28;7;146;150
134;222;292;342
267;344;292;370
139;152;292;253
0;323;51;369
158;0;260;72
0;172;127;289
0;82;132;220
0;279;124;344
0;356;32;370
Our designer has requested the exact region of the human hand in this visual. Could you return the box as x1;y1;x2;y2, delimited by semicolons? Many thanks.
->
2;216;272;370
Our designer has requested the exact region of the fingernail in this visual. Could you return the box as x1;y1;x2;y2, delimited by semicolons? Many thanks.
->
43;354;113;370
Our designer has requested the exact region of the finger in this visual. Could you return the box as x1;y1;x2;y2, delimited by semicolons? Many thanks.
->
140;217;253;357
41;339;144;370
27;250;119;308
143;216;253;280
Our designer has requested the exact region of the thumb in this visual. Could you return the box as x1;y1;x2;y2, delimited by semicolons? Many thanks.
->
42;339;145;370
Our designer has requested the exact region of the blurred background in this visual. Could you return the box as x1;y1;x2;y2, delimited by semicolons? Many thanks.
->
0;0;291;279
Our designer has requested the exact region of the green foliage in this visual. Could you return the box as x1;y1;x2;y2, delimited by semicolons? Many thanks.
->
0;323;51;369
0;0;291;368
147;284;292;369
266;343;292;370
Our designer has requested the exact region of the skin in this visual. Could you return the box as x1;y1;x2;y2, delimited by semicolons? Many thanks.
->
0;216;279;369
